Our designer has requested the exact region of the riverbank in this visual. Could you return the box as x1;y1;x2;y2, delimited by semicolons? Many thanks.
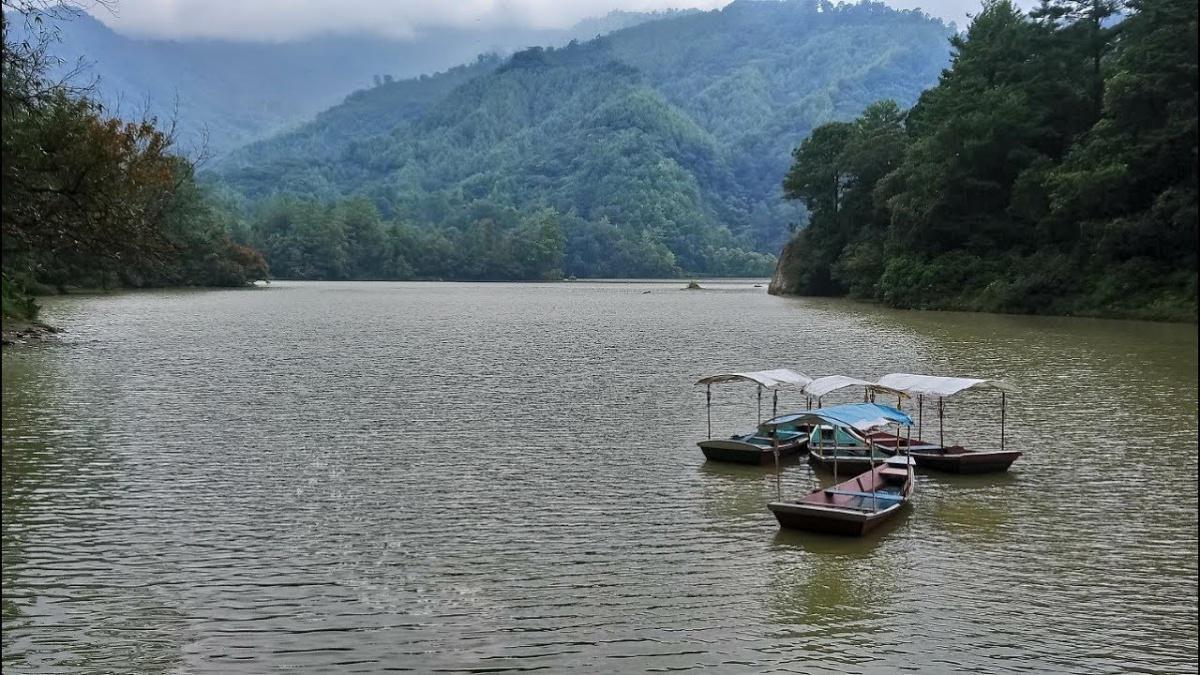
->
1;320;60;345
768;240;1197;324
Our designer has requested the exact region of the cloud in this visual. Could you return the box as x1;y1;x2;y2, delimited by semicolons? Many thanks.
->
87;0;733;42
85;0;1036;42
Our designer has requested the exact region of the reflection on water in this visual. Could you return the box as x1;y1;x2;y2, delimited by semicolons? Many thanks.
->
2;280;1197;673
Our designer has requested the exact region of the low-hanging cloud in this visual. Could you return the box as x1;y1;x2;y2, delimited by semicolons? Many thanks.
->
90;0;731;42
85;0;1020;42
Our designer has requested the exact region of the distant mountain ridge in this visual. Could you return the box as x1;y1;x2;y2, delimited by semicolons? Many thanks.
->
211;0;954;276
16;8;687;154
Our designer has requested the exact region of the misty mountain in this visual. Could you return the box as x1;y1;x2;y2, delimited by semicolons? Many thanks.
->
20;8;683;154
211;0;953;275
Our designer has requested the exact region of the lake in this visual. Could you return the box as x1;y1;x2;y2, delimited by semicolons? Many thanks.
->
2;280;1197;673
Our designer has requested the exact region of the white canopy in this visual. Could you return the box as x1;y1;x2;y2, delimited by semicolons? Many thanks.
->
696;368;812;389
876;373;1018;397
802;375;908;399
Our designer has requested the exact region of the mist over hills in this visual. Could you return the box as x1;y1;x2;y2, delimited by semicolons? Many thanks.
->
17;8;681;154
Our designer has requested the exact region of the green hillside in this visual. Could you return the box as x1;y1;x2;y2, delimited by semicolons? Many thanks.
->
771;0;1197;321
211;0;953;279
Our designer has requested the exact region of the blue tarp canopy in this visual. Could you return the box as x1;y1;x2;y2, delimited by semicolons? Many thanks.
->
761;403;913;432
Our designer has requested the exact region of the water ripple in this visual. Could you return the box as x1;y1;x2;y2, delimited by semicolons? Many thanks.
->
2;281;1196;673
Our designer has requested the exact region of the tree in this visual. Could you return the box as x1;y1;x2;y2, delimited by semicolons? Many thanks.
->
2;2;266;317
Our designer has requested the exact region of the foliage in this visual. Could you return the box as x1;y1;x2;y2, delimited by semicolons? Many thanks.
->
1;3;267;320
209;0;954;279
775;0;1197;321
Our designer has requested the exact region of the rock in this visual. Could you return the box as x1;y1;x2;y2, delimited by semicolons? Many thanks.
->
768;236;804;295
1;321;61;346
685;280;702;290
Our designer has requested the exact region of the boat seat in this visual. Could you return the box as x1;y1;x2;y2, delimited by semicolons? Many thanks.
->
824;489;904;502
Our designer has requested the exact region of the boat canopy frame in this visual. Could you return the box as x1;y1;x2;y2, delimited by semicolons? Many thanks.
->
800;375;910;408
695;368;812;438
875;373;1017;452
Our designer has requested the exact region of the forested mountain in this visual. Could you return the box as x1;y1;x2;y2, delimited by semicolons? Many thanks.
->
11;8;682;154
771;0;1197;321
211;0;954;280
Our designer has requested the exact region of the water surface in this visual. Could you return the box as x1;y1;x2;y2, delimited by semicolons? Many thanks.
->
3;280;1197;673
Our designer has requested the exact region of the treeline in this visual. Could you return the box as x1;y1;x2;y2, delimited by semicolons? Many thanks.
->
1;3;267;322
243;195;775;280
773;0;1197;321
212;0;954;278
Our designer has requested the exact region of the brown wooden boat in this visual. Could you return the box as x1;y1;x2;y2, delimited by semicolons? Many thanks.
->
873;374;1022;474
866;431;1022;474
769;461;913;536
761;403;916;536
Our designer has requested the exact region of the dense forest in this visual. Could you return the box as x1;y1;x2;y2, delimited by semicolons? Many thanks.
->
772;0;1197;321
1;2;266;324
211;0;954;280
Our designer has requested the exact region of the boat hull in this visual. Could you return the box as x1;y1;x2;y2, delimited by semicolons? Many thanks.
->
768;501;901;535
909;446;1022;473
769;464;913;537
698;436;807;466
865;432;1021;474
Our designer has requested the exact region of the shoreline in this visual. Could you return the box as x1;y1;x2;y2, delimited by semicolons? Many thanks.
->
766;289;1197;326
1;320;60;346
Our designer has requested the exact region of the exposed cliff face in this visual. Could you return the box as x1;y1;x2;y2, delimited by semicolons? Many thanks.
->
767;235;804;295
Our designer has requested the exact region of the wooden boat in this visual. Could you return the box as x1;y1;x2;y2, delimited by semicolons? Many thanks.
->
695;369;812;465
698;428;808;465
875;373;1022;474
764;403;916;536
791;376;909;471
769;461;913;535
865;431;1020;473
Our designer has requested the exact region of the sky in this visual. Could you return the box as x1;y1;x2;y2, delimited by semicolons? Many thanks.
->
84;0;999;42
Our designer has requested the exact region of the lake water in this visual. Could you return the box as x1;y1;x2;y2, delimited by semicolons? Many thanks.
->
2;280;1197;674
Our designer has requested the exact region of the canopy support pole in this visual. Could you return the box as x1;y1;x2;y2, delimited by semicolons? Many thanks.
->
906;423;915;493
774;435;781;500
917;394;923;439
869;437;876;512
1000;391;1006;452
830;426;837;485
938;397;945;449
706;385;712;439
773;389;778;419
757;385;763;425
